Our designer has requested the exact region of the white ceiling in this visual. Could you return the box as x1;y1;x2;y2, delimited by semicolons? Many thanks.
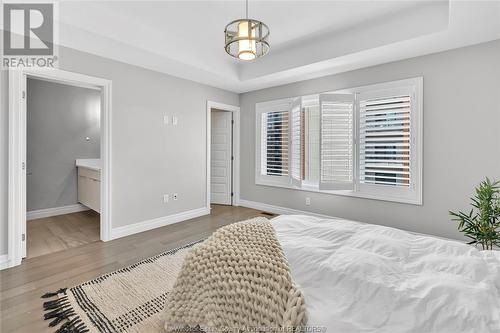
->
56;1;500;93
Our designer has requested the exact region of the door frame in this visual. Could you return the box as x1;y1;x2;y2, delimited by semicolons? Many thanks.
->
206;101;240;209
7;68;112;269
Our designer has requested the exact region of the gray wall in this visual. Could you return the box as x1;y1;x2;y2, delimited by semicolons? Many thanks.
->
27;78;101;211
0;46;239;255
239;40;500;241
2;40;499;255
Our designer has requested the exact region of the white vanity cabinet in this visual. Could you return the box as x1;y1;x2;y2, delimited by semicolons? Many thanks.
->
76;159;101;213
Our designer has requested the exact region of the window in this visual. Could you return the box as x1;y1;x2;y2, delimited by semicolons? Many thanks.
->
256;99;292;186
262;110;289;177
255;78;423;204
359;91;410;187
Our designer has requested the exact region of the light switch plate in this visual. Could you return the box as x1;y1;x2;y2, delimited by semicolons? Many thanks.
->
163;194;169;203
172;116;178;125
163;115;169;125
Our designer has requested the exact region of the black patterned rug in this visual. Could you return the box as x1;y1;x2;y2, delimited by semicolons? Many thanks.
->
41;240;202;333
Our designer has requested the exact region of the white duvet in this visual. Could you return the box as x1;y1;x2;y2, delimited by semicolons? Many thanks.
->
272;215;500;333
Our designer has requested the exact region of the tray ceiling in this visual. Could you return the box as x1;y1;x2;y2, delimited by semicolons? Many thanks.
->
55;1;500;93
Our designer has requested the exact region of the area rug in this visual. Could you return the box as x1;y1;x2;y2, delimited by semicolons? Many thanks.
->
41;240;203;333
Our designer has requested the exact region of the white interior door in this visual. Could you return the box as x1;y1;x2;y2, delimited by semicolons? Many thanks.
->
211;110;232;205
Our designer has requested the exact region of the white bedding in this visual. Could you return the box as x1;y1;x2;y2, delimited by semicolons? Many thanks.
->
272;215;500;333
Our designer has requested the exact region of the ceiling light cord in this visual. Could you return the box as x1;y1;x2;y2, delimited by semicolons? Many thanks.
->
246;0;248;19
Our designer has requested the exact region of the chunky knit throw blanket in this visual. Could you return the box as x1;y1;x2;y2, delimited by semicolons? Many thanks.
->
163;217;307;332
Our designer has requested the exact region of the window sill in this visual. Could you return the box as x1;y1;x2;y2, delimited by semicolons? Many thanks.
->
255;179;422;206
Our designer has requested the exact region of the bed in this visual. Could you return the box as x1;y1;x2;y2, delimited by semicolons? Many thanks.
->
272;215;500;333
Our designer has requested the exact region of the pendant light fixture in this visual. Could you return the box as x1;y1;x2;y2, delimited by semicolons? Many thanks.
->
224;0;270;61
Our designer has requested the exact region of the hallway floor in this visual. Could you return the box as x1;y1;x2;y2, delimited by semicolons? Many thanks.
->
27;210;100;258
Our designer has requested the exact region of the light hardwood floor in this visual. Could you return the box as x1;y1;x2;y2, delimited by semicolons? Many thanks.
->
0;205;273;333
27;210;100;258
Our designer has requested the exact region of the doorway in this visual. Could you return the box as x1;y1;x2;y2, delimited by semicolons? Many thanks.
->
8;69;112;268
25;77;102;258
206;101;240;209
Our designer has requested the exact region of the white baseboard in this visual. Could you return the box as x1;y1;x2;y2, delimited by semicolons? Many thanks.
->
0;255;10;270
110;207;210;240
239;199;335;219
27;203;90;220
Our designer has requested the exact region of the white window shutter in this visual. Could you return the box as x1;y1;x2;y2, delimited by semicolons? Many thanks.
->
261;110;289;177
358;89;412;187
319;93;354;190
289;97;302;186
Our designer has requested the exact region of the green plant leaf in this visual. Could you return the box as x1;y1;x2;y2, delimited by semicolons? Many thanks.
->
450;177;500;251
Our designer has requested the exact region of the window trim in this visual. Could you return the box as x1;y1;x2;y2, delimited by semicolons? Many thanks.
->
255;77;423;206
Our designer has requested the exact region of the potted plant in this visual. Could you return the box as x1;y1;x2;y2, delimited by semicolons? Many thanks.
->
450;178;500;250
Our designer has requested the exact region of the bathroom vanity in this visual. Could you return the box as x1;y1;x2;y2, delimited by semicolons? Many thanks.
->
76;159;101;213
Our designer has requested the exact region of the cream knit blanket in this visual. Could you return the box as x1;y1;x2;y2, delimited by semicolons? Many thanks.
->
163;217;307;332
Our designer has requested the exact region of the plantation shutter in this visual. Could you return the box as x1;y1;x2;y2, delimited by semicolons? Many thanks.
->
358;88;412;187
290;97;302;186
319;93;354;190
261;110;289;177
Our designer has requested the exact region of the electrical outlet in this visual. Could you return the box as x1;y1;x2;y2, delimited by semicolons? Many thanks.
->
173;193;178;201
305;197;311;206
163;194;169;203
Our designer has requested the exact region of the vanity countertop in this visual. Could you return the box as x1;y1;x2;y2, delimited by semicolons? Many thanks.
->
76;158;101;171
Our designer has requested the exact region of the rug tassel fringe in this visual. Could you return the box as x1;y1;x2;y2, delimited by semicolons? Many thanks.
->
41;288;67;298
44;303;71;319
55;317;89;333
42;288;89;333
43;296;69;310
